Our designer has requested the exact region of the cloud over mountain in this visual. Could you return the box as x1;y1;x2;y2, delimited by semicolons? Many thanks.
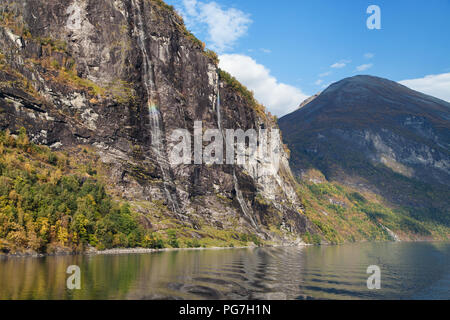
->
400;73;450;102
219;54;309;117
180;0;252;52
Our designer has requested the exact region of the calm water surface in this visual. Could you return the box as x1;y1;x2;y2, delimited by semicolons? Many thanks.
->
0;242;449;300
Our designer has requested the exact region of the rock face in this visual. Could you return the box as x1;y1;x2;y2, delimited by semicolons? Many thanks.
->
279;75;450;224
0;0;316;242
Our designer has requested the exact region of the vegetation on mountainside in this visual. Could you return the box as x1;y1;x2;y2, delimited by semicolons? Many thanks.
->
218;69;257;107
288;132;450;228
297;169;450;244
153;0;176;13
0;130;263;254
0;129;145;254
0;10;31;39
218;69;268;118
151;0;219;65
204;49;220;65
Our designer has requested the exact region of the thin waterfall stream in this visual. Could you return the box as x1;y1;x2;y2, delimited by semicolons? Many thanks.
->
132;0;181;215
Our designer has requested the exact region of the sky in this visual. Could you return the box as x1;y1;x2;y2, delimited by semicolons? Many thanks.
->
165;0;450;116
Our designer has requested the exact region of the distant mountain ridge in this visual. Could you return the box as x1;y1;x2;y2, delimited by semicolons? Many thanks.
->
279;75;450;240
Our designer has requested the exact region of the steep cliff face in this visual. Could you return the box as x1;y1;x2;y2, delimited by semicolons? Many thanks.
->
279;75;450;240
0;0;315;245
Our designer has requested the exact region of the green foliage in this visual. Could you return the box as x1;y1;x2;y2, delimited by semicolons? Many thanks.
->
39;37;68;53
311;219;338;243
58;68;106;96
347;192;367;204
285;130;450;234
166;229;179;248
238;233;262;246
153;0;176;13
249;234;262;246
355;200;431;235
303;232;322;245
308;183;344;198
186;238;201;248
47;153;58;166
142;232;165;249
0;129;147;253
239;233;249;242
297;173;449;244
204;49;219;65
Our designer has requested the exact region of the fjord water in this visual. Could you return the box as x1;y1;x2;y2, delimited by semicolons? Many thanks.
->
0;242;449;300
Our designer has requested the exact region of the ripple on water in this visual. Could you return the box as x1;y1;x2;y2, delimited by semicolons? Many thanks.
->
1;243;449;300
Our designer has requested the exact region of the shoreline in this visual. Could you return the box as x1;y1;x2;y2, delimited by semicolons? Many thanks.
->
3;239;448;259
94;245;258;255
0;242;308;259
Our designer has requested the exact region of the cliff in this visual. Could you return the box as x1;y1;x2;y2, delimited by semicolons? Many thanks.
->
0;0;316;253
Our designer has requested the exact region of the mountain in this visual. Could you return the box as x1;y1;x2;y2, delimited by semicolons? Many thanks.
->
279;75;450;240
0;0;318;254
1;1;447;255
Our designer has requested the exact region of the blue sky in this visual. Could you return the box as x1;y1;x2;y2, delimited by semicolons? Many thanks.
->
166;0;450;116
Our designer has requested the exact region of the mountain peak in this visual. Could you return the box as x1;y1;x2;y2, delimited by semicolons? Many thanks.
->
279;74;450;231
324;75;409;95
292;75;450;121
322;75;449;108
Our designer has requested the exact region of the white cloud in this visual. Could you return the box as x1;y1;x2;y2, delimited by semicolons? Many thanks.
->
180;0;252;52
364;53;375;59
183;0;198;15
319;71;332;77
399;73;450;102
315;79;324;86
219;54;309;116
356;63;373;72
331;63;346;69
260;48;271;54
331;60;351;69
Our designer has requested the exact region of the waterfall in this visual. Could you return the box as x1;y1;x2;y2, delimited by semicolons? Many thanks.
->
216;85;222;132
233;171;259;230
132;0;181;215
216;72;259;231
380;223;401;242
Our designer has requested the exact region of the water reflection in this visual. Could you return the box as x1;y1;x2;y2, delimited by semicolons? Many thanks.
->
0;242;449;300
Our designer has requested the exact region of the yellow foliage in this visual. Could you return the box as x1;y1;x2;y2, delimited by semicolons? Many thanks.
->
49;168;63;184
8;189;19;202
57;225;69;245
23;162;33;174
37;217;49;238
87;194;96;206
6;230;27;247
72;231;79;244
2;152;17;167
